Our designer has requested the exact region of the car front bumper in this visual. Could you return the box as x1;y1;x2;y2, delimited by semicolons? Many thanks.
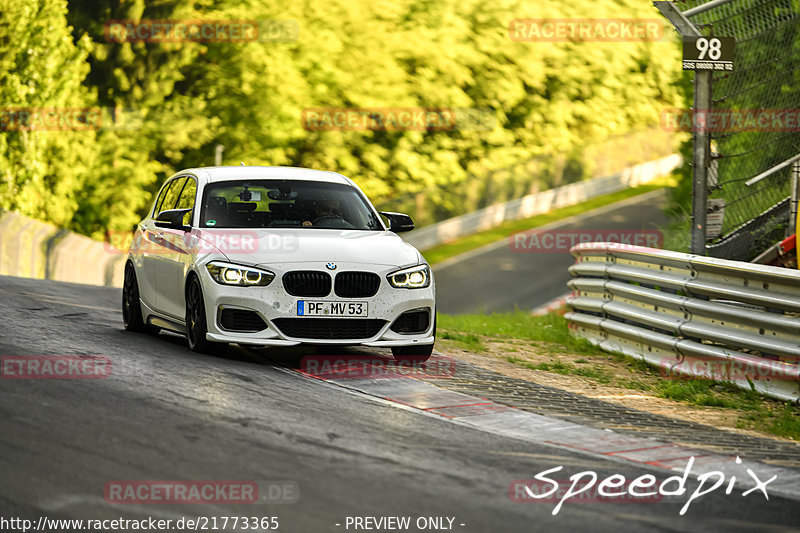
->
198;261;435;347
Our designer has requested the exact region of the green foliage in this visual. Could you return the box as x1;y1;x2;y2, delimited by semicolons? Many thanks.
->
759;404;800;439
522;359;613;383
2;0;684;238
65;0;219;237
0;0;95;228
438;329;485;352
438;310;601;355
655;379;739;408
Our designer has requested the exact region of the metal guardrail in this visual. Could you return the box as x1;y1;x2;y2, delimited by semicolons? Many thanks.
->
565;242;800;403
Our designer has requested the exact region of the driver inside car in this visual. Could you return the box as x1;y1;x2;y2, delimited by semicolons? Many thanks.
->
302;198;342;227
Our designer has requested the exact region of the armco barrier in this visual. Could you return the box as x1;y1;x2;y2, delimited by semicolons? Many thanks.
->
566;242;800;403
0;210;124;287
404;154;681;250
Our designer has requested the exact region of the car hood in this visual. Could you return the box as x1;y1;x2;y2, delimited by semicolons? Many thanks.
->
193;228;422;267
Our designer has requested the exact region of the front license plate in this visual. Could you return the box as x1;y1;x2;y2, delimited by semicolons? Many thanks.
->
297;301;368;317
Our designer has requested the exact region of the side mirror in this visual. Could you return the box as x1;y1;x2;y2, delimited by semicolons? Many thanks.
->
154;208;192;231
379;211;415;233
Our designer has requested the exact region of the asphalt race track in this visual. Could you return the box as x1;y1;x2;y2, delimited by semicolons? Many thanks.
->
433;189;670;314
1;274;799;532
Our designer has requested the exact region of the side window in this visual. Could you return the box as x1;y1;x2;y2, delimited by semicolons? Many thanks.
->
175;177;197;226
152;179;176;217
159;177;186;214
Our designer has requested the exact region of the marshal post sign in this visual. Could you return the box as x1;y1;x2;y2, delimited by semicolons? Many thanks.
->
683;36;735;71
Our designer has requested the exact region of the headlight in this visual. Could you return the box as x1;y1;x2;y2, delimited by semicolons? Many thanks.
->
206;261;275;287
387;264;431;289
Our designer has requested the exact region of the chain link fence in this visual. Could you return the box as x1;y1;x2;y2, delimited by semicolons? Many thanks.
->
681;0;800;260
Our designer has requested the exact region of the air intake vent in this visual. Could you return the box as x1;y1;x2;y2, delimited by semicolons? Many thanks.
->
272;318;386;339
282;271;332;297
334;272;380;298
390;309;430;334
220;308;267;332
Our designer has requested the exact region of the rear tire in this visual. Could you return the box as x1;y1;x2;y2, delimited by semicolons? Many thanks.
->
185;274;225;355
122;262;159;334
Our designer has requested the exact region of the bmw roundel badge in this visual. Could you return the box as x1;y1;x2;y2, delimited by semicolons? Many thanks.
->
326;262;337;270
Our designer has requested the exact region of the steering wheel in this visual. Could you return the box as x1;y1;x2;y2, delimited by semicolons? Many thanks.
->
312;214;356;229
312;214;344;225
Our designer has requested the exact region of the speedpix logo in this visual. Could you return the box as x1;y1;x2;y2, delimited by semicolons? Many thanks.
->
510;456;776;516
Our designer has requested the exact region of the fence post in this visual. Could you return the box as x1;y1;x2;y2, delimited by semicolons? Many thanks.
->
654;1;711;255
692;71;711;254
790;159;800;239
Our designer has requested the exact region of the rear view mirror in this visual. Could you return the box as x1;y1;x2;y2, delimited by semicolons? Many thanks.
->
379;211;415;233
155;208;192;231
239;190;261;201
268;190;298;201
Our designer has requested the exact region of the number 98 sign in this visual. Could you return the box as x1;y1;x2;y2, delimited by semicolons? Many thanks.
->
682;36;735;71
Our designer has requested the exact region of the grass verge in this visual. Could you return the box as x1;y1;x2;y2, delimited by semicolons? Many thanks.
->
421;178;673;266
437;311;800;441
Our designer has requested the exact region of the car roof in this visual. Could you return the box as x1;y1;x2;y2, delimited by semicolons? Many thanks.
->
180;166;353;186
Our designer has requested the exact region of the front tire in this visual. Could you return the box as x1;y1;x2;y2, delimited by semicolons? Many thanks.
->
122;262;158;334
391;343;434;362
392;316;435;362
185;274;224;355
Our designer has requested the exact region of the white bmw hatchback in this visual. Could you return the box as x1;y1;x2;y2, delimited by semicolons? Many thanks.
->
123;166;435;361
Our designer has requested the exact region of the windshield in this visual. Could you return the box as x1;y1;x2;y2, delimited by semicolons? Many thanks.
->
198;179;383;230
